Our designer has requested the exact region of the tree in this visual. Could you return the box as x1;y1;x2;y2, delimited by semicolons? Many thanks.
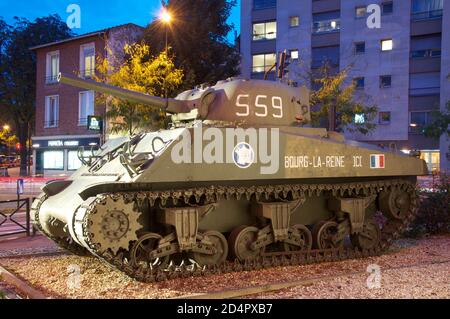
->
0;15;73;176
423;101;450;139
308;63;378;135
95;43;184;135
0;127;18;155
143;0;240;90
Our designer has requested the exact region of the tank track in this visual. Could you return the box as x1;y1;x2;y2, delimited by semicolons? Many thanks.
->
31;193;90;256
67;178;417;282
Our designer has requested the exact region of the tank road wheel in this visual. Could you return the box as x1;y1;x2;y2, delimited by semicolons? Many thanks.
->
228;226;263;261
378;189;411;220
285;224;313;252
312;221;343;250
193;231;228;266
351;220;381;250
87;196;142;254
130;232;169;268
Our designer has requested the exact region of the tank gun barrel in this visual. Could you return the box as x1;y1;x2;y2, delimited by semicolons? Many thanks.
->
58;73;189;114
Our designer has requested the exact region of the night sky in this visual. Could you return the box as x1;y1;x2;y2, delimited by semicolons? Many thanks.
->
0;0;241;42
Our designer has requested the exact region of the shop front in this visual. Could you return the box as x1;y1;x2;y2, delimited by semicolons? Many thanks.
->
32;135;100;177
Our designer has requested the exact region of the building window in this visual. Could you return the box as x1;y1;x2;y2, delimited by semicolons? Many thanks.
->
379;112;391;124
355;42;365;54
354;114;365;124
79;91;95;126
353;77;365;89
411;49;441;58
43;151;64;170
410;111;432;133
382;2;394;15
412;0;443;21
253;21;277;41
380;75;392;88
313;11;340;34
252;53;276;73
290;16;299;27
45;95;59;128
381;39;393;51
68;151;82;171
290;50;299;60
312;46;340;68
253;0;276;10
355;6;367;18
80;43;95;78
420;151;440;173
46;51;59;84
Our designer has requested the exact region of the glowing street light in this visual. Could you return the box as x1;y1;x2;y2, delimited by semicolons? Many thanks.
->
160;9;172;24
3;124;10;131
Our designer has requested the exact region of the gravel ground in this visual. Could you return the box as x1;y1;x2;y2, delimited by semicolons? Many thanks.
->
0;235;448;299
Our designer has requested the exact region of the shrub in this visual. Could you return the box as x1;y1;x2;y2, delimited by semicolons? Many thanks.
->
404;174;450;238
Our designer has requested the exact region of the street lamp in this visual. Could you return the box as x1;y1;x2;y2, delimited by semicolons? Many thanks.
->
160;7;172;104
3;124;10;131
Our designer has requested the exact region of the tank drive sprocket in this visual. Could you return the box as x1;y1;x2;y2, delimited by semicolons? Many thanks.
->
85;196;142;254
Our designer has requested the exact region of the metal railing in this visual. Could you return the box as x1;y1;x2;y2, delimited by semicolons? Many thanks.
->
44;120;59;128
0;198;31;237
411;9;443;21
253;0;276;10
79;69;95;79
45;75;59;84
313;19;340;34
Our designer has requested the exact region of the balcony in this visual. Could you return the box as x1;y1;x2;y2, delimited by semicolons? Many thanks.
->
45;75;59;85
313;19;340;34
411;9;443;21
44;120;59;128
409;87;440;96
79;69;95;79
253;0;276;10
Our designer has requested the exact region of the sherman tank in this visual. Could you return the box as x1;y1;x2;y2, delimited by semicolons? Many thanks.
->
32;72;428;282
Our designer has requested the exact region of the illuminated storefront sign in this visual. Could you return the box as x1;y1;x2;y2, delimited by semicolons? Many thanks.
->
48;140;80;147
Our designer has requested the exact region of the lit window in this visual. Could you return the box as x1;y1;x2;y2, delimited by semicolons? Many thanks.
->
252;21;277;41
354;114;365;124
45;96;59;128
355;6;367;18
79;91;95;126
290;16;299;27
355;42;366;54
380;75;392;88
379;112;391;124
410;111;431;133
290;50;299;60
252;53;276;73
80;43;95;78
381;39;393;51
68;151;82;171
43;151;64;170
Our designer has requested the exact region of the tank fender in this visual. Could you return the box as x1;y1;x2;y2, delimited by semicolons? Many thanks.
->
42;180;74;196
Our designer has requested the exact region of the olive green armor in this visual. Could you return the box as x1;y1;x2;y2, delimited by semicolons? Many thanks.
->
31;73;427;281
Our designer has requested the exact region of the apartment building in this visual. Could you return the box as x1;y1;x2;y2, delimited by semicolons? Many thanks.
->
30;24;143;177
241;0;450;173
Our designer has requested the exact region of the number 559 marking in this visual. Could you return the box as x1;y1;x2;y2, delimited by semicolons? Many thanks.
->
236;94;283;119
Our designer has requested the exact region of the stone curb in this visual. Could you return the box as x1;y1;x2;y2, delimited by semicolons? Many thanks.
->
0;265;48;299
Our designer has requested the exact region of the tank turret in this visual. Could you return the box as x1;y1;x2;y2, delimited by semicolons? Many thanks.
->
58;73;311;126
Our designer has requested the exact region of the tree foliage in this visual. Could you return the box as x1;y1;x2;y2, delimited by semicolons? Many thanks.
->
423;101;450;139
309;64;378;135
0;15;73;175
143;0;239;90
95;43;184;135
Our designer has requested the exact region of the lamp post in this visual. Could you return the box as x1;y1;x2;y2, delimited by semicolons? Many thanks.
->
160;8;172;104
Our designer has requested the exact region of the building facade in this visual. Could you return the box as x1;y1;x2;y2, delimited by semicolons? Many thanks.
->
241;0;450;173
31;24;143;177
